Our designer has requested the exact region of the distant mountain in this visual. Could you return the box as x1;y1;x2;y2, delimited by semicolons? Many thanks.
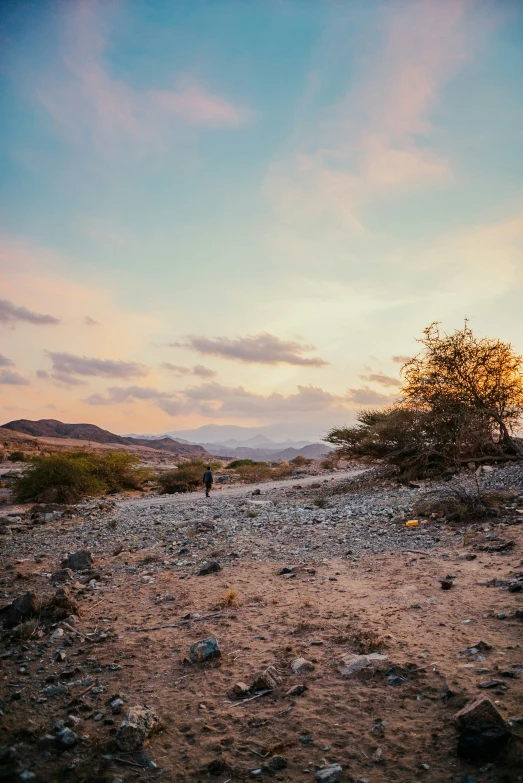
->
1;419;208;458
165;423;324;443
199;441;332;461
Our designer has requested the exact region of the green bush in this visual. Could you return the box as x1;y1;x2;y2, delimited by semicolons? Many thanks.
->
157;459;207;494
13;451;149;503
8;451;26;462
226;459;260;469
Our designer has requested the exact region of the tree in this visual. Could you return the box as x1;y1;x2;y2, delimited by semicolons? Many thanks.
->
325;323;523;478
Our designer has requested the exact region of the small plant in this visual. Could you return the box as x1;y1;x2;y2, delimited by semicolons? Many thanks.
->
313;496;327;508
350;629;385;654
13;618;39;640
246;509;258;518
108;518;118;530
220;588;242;607
8;451;26;462
290;455;312;467
157;460;207;494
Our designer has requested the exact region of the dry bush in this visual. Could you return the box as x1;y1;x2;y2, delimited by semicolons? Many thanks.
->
246;509;258;518
313;496;327;508
13;618;39;640
350;629;385;654
220;588;242;607
413;485;501;523
157;460;207;494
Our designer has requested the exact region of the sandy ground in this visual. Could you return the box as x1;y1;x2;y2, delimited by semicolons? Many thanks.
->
0;476;522;783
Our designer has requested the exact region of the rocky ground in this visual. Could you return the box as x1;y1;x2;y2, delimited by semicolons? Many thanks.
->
1;465;522;782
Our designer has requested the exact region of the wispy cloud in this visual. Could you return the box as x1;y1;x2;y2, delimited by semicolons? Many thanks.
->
39;1;247;153
359;373;400;387
265;0;471;226
0;369;30;385
0;298;60;326
161;362;217;378
177;333;328;367
392;355;413;364
85;385;172;405
46;351;148;379
0;354;15;367
84;315;99;326
346;387;396;405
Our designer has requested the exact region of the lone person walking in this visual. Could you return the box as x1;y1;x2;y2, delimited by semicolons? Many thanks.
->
203;466;213;497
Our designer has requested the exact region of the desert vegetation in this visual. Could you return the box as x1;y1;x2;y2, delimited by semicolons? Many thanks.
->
326;322;523;478
13;451;151;503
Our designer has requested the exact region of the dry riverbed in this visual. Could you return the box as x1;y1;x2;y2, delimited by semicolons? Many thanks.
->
1;467;522;782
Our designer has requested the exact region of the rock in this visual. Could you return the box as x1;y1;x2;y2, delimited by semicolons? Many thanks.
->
231;682;250;698
263;756;287;776
316;764;343;782
286;684;308;698
508;580;523;593
1;592;40;628
61;550;93;571
110;698;124;714
291;657;315;674
50;628;64;643
278;566;295;575
189;637;222;663
454;695;507;729
198;560;221;576
478;680;504;689
56;727;78;749
252;489;261;496
440;578;453;590
458;553;477;561
372;747;383;763
457;722;511;761
115;706;160;752
207;759;227;775
51;568;74;584
252;666;281;691
337;653;388;677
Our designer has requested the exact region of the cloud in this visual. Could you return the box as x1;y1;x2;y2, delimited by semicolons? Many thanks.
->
85;385;172;405
0;354;15;367
177;333;328;366
346;386;396;406
0;369;30;385
84;315;99;326
46;351;148;379
39;1;247;153
161;362;217;378
359;373;400;387
265;0;471;226
0;298;60;326
392;355;413;364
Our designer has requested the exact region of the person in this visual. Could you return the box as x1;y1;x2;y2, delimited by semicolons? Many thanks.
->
203;466;213;497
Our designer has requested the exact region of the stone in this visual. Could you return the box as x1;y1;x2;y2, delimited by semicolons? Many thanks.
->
50;628;64;642
1;592;40;628
454;695;507;729
51;568;74;584
337;653;387;677
291;657;315;674
278;566;295;575
198;560;221;576
457;722;511;761
263;756;287;776
231;682;250;698
286;684;308;698
115;706;159;752
458;553;477;561
440;578;453;590
110;698;124;714
207;759;227;775
189;637;222;663
252;489;261;496
316;764;343;782
61;550;93;571
56;727;78;749
252;666;281;691
478;680;505;689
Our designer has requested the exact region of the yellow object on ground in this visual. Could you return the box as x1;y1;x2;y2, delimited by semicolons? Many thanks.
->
405;519;419;527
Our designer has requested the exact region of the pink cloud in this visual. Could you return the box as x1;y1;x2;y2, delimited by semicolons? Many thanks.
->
266;0;474;225
38;1;247;150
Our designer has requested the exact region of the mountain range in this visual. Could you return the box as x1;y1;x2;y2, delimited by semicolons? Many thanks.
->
0;419;208;458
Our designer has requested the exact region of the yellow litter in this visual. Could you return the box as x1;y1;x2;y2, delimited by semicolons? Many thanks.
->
405;519;419;527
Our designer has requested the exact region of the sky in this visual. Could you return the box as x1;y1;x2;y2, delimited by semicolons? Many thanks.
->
1;0;523;440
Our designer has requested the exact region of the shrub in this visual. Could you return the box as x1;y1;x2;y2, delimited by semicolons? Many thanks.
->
13;451;149;503
290;455;312;467
313;496;327;508
235;462;271;482
157;459;207;494
8;451;26;462
226;459;258;469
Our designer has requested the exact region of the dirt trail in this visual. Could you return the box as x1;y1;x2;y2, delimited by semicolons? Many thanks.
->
117;468;367;509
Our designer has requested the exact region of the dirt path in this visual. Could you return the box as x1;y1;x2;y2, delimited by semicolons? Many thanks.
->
117;468;368;509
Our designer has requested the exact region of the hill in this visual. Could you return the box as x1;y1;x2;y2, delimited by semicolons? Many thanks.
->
1;419;208;458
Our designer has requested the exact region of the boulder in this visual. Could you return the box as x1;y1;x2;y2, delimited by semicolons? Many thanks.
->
1;592;40;628
316;764;343;782
454;695;506;729
337;653;387;677
115;706;159;752
189;637;222;663
251;666;281;691
61;550;92;571
198;560;221;576
291;657;315;674
263;756;287;776
454;696;510;761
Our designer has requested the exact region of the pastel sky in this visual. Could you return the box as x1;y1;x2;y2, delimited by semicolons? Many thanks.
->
1;0;523;439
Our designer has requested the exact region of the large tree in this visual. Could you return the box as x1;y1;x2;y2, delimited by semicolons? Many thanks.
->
325;323;523;477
